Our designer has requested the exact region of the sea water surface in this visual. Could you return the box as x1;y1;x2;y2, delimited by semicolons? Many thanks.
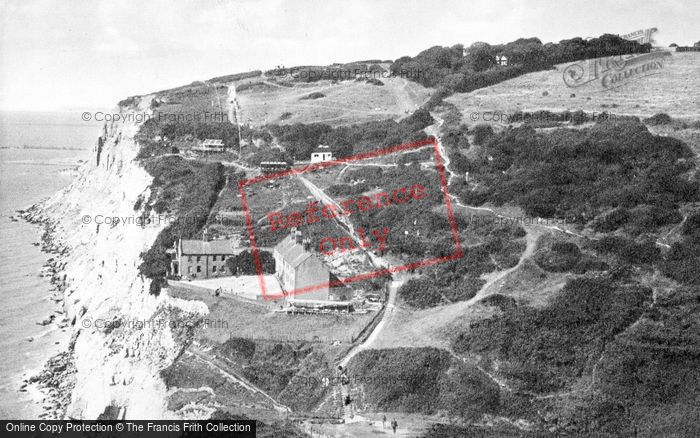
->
0;111;100;418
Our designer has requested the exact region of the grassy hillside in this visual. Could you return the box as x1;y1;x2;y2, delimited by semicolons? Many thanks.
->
237;75;431;127
446;53;700;121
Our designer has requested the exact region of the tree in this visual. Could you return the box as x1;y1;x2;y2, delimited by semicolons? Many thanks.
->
225;250;275;275
466;42;495;72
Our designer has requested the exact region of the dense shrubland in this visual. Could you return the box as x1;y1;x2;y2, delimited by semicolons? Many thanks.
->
260;108;434;160
454;276;652;393
661;210;700;284
453;120;698;222
397;223;525;308
347;348;501;418
216;338;332;412
137;156;231;293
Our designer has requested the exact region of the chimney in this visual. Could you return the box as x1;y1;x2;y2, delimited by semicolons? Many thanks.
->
290;227;303;244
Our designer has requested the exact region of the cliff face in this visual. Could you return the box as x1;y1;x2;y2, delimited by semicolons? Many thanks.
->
36;97;207;419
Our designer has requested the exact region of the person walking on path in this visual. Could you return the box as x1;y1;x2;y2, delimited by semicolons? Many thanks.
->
391;419;398;434
382;415;386;428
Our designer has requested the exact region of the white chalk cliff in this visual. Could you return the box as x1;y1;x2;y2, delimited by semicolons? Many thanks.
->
37;97;207;419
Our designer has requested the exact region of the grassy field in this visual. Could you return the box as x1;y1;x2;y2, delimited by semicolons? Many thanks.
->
237;75;431;127
168;285;377;346
446;52;700;122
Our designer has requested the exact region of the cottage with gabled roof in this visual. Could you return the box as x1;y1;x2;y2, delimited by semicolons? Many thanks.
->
274;230;331;301
169;232;237;278
273;229;352;302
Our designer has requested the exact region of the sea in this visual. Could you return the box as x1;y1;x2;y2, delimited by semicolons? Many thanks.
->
0;110;101;418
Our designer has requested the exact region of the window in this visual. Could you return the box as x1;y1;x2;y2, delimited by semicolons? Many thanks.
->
213;266;217;272
213;255;217;261
221;255;226;261
188;256;192;262
187;266;192;274
197;266;201;273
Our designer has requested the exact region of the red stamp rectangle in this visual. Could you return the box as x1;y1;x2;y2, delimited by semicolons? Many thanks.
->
238;136;462;301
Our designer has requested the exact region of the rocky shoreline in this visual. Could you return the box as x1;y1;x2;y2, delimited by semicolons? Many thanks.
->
17;203;78;420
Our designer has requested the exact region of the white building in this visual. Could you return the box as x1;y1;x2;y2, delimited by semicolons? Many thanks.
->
311;145;334;162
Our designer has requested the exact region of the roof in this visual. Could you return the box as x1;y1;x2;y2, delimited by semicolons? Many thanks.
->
312;145;333;154
201;139;224;146
289;299;353;307
274;235;327;270
180;239;236;255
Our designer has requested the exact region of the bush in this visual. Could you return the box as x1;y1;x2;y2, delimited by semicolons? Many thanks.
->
628;204;682;233
471;124;494;145
645;113;673;125
592;208;630;232
300;91;325;100
534;241;582;272
398;278;445;308
478;294;517;311
326;183;370;197
661;240;700;284
442;125;471;151
571;110;590;125
149;277;167;295
343;166;383;183
401;108;435;131
225;250;274;275
681;210;700;242
593;235;661;264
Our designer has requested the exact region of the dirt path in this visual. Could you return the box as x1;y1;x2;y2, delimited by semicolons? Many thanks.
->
189;347;290;413
339;277;402;368
426;113;671;250
295;173;405;371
